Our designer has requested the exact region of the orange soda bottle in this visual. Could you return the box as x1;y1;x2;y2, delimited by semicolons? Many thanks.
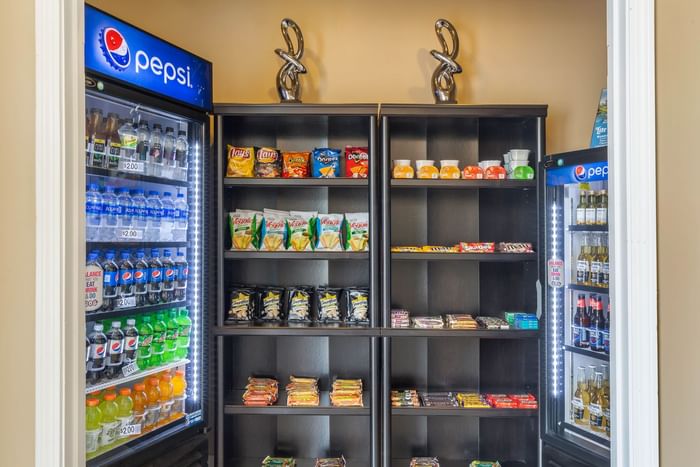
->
132;383;147;434
144;377;161;431
171;369;187;419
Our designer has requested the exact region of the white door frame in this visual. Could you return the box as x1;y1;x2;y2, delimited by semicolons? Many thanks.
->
35;1;658;466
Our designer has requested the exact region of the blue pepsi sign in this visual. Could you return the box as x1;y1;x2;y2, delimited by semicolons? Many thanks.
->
85;5;212;111
547;161;608;186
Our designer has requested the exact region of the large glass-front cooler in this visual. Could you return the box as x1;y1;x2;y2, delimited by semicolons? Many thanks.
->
541;147;611;466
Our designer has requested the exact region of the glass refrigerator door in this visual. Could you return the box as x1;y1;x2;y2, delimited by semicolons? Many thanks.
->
544;154;610;461
84;89;205;463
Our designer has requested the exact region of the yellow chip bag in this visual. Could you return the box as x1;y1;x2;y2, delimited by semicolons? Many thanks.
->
315;214;343;251
260;211;287;251
226;145;255;177
344;213;369;252
228;211;258;250
286;211;316;251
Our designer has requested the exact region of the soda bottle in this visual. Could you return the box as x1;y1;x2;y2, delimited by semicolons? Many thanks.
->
116;387;134;438
86;108;102;166
162;127;176;179
131;382;147;434
589;372;605;432
118;117;138;162
596;190;608;225
101;251;119;311
161;250;176;303
148;123;164;177
173;194;188;242
603;303;611;355
160;192;175;241
600;239;610;288
99;393;120;448
585;191;597;225
579;295;591;349
175;130;189;181
573;294;586;348
174;251;188;301
592;299;606;352
85;398;103;454
105;321;125;379
136;120;150;163
133;250;149;307
590;235;602;286
576;190;587;225
146;191;163;242
176;308;192;360
105;112;122;170
171;369;187;419
101;186;119;241
158;373;174;423
576;236;591;285
164;310;179;363
147;249;163;305
89;111;107;168
116;188;134;232
131;189;148;235
87;323;107;384
86;184;103;241
144;377;161;431
571;366;588;425
151;313;167;367
123;318;139;365
117;251;134;299
137;316;154;369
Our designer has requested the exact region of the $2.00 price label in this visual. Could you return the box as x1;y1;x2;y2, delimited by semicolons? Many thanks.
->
121;361;140;378
119;424;142;437
118;228;144;241
120;160;145;173
116;296;136;309
547;258;564;288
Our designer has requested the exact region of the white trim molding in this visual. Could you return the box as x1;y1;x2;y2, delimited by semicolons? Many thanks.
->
607;0;659;466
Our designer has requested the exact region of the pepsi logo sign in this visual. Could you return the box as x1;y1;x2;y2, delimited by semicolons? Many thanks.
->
574;164;608;181
99;27;131;70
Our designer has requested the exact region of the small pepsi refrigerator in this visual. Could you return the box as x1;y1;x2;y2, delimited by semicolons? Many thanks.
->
540;147;611;466
83;5;213;465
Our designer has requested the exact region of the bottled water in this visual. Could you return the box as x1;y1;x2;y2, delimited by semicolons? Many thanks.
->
160;192;175;241
173;193;188;241
131;189;148;238
146;190;163;241
116;188;133;231
101;186;119;241
86;184;102;241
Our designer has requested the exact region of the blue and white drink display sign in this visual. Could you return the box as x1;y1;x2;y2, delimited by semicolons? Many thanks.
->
546;161;608;186
85;5;212;111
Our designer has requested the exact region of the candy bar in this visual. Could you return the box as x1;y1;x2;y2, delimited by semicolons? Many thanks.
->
391;389;420;407
315;456;346;467
410;457;440;467
330;379;363;407
475;316;510;330
286;376;320;407
459;242;495;253
421;245;459;253
262;456;295;466
420;392;457;407
391;309;410;328
412;316;444;329
445;314;478;329
497;242;534;253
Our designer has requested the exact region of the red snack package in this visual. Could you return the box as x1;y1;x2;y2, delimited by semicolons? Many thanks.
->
282;152;310;178
462;165;484;180
485;166;506;180
345;146;369;178
459;242;495;253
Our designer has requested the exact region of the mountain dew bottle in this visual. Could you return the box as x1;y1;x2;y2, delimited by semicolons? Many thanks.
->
151;313;167;367
163;310;179;363
137;316;154;369
175;308;192;360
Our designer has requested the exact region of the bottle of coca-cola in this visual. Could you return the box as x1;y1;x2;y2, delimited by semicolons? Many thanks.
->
105;321;125;379
123;318;139;365
87;323;107;384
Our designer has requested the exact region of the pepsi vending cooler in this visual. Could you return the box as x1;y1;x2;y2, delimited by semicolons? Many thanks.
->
83;5;212;465
540;147;611;466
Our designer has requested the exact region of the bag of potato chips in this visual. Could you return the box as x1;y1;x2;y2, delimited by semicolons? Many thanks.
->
226;145;255;177
344;213;369;252
228;211;259;250
286;211;316;251
260;210;287;251
315;214;343;251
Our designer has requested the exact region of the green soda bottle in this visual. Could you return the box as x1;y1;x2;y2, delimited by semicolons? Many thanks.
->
85;398;102;454
163;310;179;363
99;393;120;448
151;313;167;367
137;316;154;369
176;308;192;360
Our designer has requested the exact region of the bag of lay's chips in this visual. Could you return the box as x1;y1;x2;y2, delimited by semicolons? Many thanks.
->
260;209;288;251
286;211;316;251
226;145;255;177
312;148;341;178
228;211;259;250
315;214;343;251
344;212;369;252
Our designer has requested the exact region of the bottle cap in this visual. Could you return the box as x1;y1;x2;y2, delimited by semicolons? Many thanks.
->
153;123;162;130
136;250;145;258
166;127;174;133
178;130;186;136
163;249;171;256
132;188;144;195
160;374;172;381
86;398;100;407
163;192;172;197
149;377;159;385
176;193;185;198
119;388;131;396
140;120;149;126
126;319;136;326
148;190;159;196
151;249;160;257
111;321;121;328
88;183;99;191
94;324;104;332
105;252;115;259
120;251;130;259
87;253;98;261
104;186;115;193
133;383;145;391
175;370;185;376
103;393;116;401
142;316;151;322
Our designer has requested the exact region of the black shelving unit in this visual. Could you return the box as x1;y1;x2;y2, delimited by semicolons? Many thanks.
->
380;104;546;467
215;104;379;467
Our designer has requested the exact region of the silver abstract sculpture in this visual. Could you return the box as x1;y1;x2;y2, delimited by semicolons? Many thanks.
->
275;18;306;103
430;19;462;104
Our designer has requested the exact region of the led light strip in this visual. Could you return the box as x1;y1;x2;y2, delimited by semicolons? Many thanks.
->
550;201;561;397
190;138;201;402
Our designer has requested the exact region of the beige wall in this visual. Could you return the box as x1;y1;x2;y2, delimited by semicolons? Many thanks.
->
90;0;606;153
0;1;35;466
656;0;699;465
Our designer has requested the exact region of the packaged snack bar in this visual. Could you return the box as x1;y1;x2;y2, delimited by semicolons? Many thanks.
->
315;456;346;467
391;389;420;407
316;214;343;251
391;309;410;328
421;245;459;253
390;246;422;253
286;211;316;251
312;148;341;178
475;316;510;330
330;379;363;407
258;286;285;321
484;165;506;180
416;160;439;179
255;147;282;178
345;146;369;178
344;288;370;323
420;392;457;407
412;316;444;329
316;287;342;322
456;393;490;408
459;242;495;253
227;286;257;322
462;165;484;180
393;160;415;179
262;456;296;466
286;286;313;322
229;211;259;250
286;375;320;406
410;457;440;467
226;145;255;177
260;211;287;251
243;377;279;406
469;461;502;467
343;212;369;252
439;160;461;179
497;242;534;253
445;314;478;329
282;151;310;178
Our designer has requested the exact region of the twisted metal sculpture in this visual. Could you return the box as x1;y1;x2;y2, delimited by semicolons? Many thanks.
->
275;18;306;103
430;19;462;104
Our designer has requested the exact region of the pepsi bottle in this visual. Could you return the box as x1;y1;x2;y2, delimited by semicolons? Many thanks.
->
133;250;149;307
174;251;188;302
101;251;120;311
123;318;139;365
160;249;176;303
105;321;125;379
117;251;134;299
87;323;107;384
147;249;163;305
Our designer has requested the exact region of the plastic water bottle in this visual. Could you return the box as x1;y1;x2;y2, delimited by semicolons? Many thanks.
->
175;130;189;181
116;188;133;234
101;186;119;241
160;192;175;241
131;189;148;237
146;190;163;241
173;193;188;241
86;184;102;241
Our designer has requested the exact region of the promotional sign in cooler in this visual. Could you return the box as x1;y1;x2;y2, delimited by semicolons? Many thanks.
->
83;5;212;465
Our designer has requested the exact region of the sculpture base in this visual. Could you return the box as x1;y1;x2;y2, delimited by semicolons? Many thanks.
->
279;99;302;104
434;99;458;105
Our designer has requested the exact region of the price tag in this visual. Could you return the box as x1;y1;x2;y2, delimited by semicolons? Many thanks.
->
121;361;140;377
116;296;136;309
118;228;144;240
84;264;103;312
120;160;145;173
547;258;565;288
119;424;142;437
